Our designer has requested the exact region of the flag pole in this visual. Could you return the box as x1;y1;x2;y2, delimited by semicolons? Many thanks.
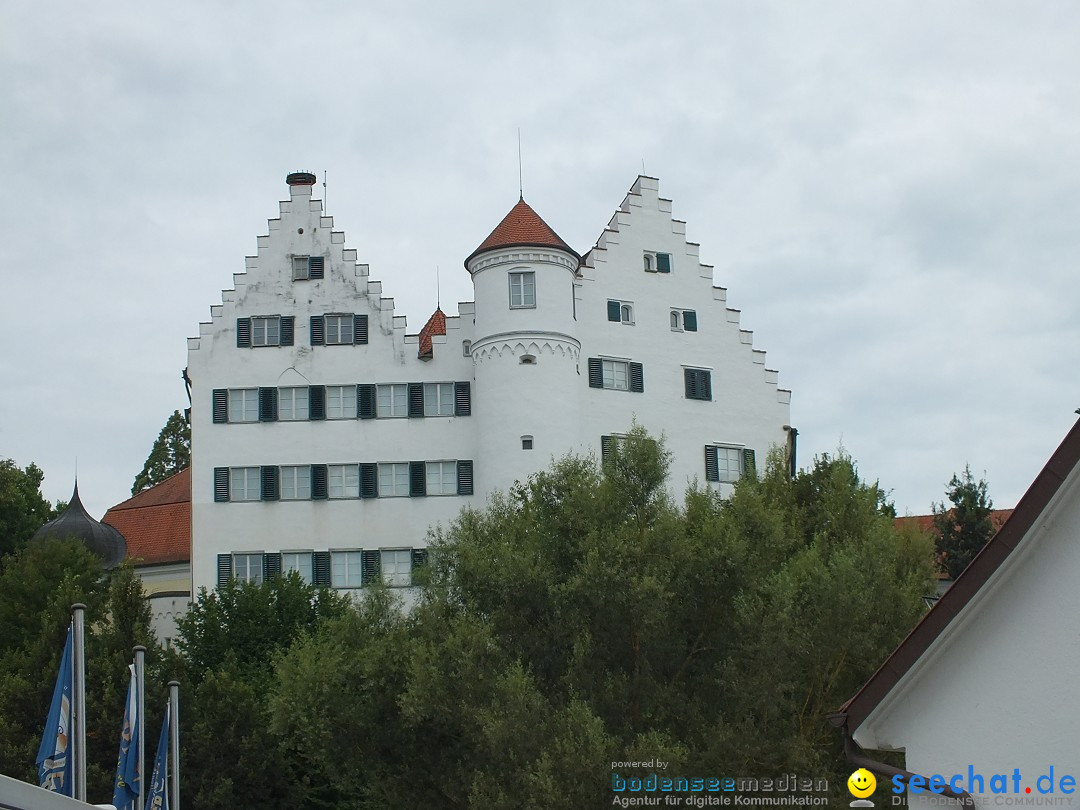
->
71;603;87;803
168;681;180;810
134;646;146;810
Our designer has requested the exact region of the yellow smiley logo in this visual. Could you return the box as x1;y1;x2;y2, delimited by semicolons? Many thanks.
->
848;768;876;799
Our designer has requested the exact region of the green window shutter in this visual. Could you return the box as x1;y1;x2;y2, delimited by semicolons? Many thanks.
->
357;384;376;419
587;357;603;388
313;551;331;585
263;552;282;580
457;460;474;495
683;310;697;332
362;550;381;586
685;369;711;401
454;381;471;416
212;389;228;423
607;300;621;321
629;362;644;393
702;370;712;400
214;468;229;502
601;435;613;464
656;253;671;273
280;316;295;345
742;448;757;479
260;465;279;500
259;387;278;421
704;446;719;482
217;554;233;587
684;369;696;399
360;463;378;498
311;464;328;499
407;383;424;418
354;314;368;345
409;461;426;497
411;548;428;569
236;318;251;348
308;256;325;279
309;385;326;420
310;315;325;346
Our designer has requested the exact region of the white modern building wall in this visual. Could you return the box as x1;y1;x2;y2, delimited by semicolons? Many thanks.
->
187;173;792;595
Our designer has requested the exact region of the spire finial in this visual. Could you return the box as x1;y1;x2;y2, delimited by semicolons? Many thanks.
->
436;265;441;309
518;128;523;200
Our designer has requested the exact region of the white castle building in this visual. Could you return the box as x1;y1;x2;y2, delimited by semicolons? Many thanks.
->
186;172;792;595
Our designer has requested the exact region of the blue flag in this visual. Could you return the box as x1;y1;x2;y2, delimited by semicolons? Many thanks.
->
112;664;140;809
145;705;169;810
36;626;74;795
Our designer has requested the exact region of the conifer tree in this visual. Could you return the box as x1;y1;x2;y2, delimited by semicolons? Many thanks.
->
131;411;190;495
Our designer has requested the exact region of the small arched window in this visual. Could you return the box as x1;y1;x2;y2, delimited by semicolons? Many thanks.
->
671;310;682;330
643;254;653;272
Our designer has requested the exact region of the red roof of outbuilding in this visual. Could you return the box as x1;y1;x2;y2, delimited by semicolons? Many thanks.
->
418;307;447;359
103;468;191;566
465;198;578;268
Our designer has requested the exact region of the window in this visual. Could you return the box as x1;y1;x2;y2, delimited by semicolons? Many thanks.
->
423;383;455;416
228;389;258;423
377;384;408;418
671;309;697;332
233;553;264;584
325;314;354;345
328;464;360;498
509;271;536;308
292;255;324;280
462;340;472;357
426;461;458;495
229;467;260;501
705;446;743;483
587;357;644;393
237;316;294;347
644;251;672;273
280;465;311;500
603;359;629;391
381;549;412;587
684;368;712;401
278;387;309;421
522;435;534;450
607;300;634;324
251;316;281;347
331;551;363;589
326;385;357;419
378;463;410;497
282;552;313;583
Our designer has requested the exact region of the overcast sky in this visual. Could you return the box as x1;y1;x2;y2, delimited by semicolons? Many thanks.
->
3;2;1078;520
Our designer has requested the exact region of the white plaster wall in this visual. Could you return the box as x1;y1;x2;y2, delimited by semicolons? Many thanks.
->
856;465;1080;808
188;176;792;593
189;182;476;591
576;177;791;497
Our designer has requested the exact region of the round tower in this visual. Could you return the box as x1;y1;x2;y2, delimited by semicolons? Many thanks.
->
465;197;582;494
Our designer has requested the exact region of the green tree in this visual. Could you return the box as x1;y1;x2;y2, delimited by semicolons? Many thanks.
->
933;465;994;579
0;540;159;800
131;411;190;495
0;459;56;561
174;575;348;810
271;428;935;809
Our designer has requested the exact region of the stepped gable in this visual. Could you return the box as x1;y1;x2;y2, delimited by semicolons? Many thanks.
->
417;307;447;359
465;198;579;268
103;468;191;566
32;481;127;568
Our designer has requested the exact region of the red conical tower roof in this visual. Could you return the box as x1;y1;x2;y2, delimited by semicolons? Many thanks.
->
465;198;579;269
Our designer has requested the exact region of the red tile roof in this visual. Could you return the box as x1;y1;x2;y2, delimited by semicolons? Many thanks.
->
103;468;190;566
465;198;578;268
892;509;1013;535
417;307;447;359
